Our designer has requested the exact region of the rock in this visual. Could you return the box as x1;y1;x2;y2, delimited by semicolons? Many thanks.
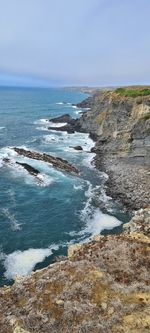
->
101;302;107;310
55;299;64;306
16;162;40;176
13;148;79;175
49;114;72;123
48;124;75;134
68;244;82;258
108;307;114;315
71;146;83;151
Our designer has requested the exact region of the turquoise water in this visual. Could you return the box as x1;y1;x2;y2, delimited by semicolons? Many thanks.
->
0;87;128;286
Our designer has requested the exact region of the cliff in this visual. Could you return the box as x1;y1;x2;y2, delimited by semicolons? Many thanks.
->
78;87;150;210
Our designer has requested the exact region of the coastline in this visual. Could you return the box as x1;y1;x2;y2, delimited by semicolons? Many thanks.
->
0;87;149;332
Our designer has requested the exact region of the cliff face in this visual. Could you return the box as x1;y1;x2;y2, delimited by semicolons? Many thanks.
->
78;88;150;210
79;90;150;161
0;208;149;333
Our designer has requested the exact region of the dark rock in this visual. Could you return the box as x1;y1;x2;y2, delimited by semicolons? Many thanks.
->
48;124;75;134
49;114;72;123
16;162;40;176
71;146;83;151
48;116;84;134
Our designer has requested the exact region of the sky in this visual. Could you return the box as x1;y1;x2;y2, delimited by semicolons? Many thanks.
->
0;0;150;87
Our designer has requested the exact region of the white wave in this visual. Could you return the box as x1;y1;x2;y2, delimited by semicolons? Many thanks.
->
36;174;54;187
72;105;78;109
0;126;5;130
56;102;64;105
82;153;95;168
48;128;67;134
0;147;18;159
49;122;67;128
36;126;50;131
83;209;122;236
43;134;63;144
42;132;94;158
34;118;49;125
73;184;83;190
2;208;21;231
75;110;81;115
4;245;59;280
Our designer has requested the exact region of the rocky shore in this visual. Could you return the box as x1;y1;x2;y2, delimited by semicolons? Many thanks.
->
0;86;149;332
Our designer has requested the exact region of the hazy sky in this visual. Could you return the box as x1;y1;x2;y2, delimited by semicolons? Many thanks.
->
0;0;150;87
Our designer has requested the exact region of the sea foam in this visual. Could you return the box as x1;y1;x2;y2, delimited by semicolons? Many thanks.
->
4;245;59;280
83;209;122;236
2;208;21;231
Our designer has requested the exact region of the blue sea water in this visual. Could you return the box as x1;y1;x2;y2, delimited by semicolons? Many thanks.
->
0;87;129;286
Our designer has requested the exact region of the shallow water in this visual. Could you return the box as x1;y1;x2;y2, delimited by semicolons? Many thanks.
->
0;87;129;286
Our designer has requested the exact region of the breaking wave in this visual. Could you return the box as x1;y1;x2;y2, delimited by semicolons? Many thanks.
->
3;245;59;280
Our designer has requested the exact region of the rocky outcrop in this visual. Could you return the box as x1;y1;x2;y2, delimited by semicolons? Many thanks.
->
49;114;84;134
13;148;79;175
0;208;149;333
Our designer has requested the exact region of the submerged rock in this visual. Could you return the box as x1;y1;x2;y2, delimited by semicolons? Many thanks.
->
13;148;79;174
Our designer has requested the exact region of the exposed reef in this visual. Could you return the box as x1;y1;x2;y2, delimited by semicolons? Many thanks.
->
13;148;79;175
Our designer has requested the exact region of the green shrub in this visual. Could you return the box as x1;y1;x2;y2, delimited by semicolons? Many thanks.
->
143;113;150;120
115;88;150;97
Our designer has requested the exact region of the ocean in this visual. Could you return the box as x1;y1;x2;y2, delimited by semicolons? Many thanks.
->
0;87;129;286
